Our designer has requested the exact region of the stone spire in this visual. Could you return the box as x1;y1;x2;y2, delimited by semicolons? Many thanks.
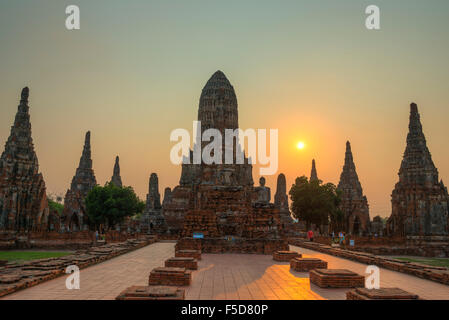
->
179;70;253;187
337;141;370;235
62;131;97;231
399;103;438;185
162;187;172;206
110;156;122;187
143;173;167;233
274;173;288;208
310;159;319;182
0;87;38;175
198;70;238;135
387;103;448;236
0;87;49;231
338;142;363;198
147;173;161;210
274;173;292;224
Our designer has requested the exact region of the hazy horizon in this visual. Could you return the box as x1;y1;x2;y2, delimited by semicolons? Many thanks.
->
1;1;449;218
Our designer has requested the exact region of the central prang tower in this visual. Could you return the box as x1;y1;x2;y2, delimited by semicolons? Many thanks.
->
179;71;253;187
166;71;287;253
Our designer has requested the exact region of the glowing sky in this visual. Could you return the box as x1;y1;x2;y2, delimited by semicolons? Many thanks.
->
1;1;449;218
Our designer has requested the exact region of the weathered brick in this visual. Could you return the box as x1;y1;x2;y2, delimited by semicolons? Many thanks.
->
290;258;327;272
148;267;192;286
310;269;364;288
346;287;420;300
165;257;198;270
116;286;185;300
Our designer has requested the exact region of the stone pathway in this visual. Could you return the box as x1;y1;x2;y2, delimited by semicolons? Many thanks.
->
288;246;449;300
2;243;449;300
1;242;175;300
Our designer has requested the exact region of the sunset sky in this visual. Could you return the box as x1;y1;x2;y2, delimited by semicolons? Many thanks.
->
1;1;449;218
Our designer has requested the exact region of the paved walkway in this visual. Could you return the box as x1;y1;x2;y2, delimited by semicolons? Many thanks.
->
289;245;449;300
2;243;449;300
2;242;175;300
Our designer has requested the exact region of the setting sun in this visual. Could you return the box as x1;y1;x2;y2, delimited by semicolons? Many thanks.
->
296;141;305;150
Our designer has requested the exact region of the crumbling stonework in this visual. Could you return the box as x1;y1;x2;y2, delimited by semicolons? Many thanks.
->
337;141;370;235
62;131;97;231
110;156;122;187
0;87;49;231
387;103;449;237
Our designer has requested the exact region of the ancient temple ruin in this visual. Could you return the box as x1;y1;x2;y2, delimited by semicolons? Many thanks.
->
0;87;49;231
387;103;449;237
62;131;97;231
142;173;167;234
337;141;370;235
172;71;286;253
110;156;122;187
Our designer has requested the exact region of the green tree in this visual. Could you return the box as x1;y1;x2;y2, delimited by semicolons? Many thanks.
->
48;199;64;215
289;176;341;233
85;182;145;230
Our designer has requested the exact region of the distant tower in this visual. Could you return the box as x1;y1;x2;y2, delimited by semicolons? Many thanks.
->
310;159;319;182
337;141;370;235
110;156;122;187
142;173;167;234
387;103;448;237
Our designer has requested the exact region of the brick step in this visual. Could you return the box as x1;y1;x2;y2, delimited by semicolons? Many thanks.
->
290;258;328;272
175;250;202;260
116;285;185;300
148;267;192;286
346;288;420;300
273;250;301;262
165;257;198;270
310;269;365;288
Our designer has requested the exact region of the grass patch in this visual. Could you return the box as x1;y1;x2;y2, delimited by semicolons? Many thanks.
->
0;251;72;263
394;257;449;268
